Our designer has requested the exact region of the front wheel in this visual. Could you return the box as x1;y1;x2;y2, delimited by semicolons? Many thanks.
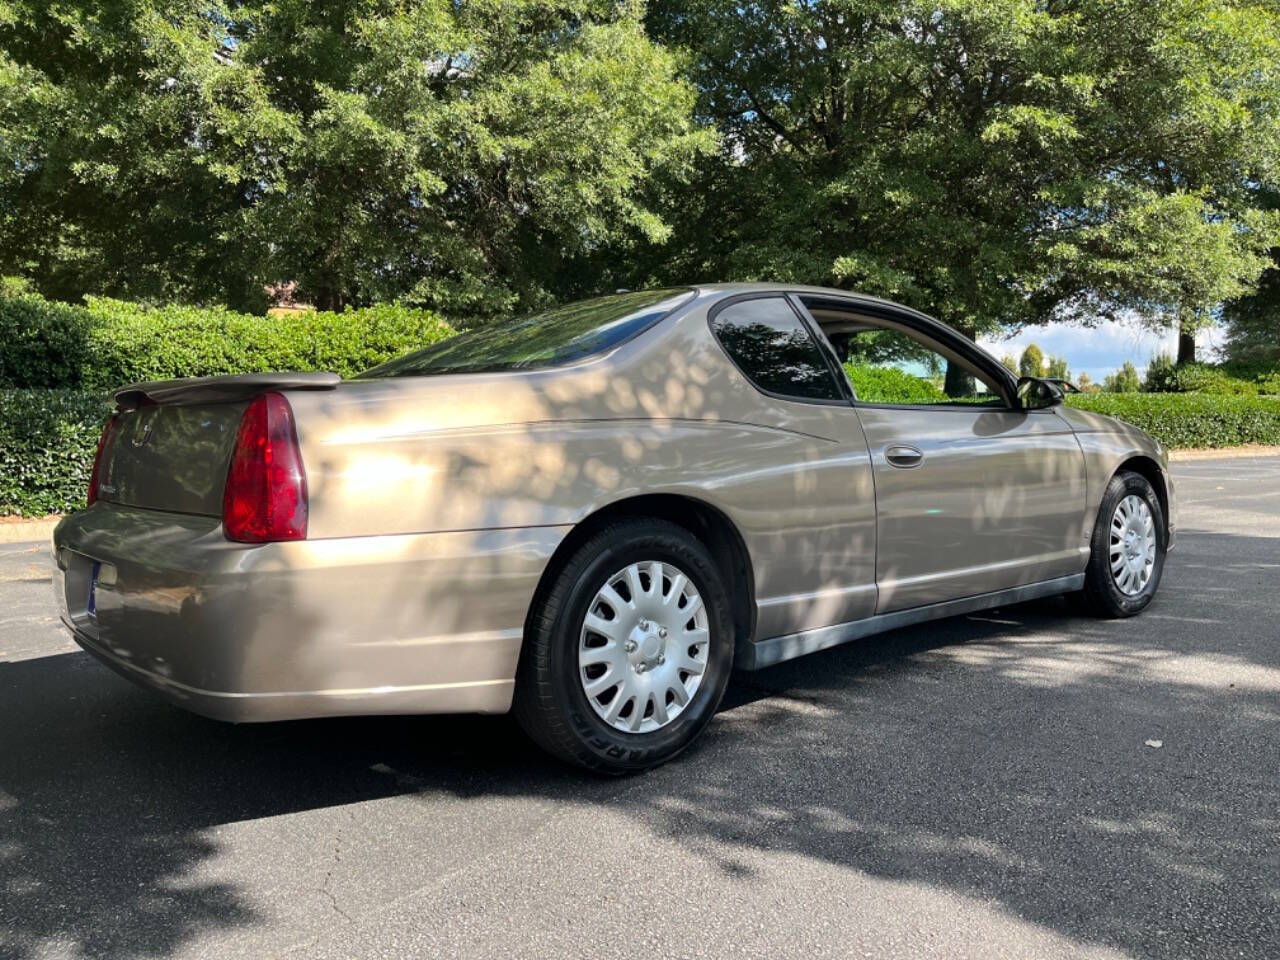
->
513;517;734;773
1077;470;1166;617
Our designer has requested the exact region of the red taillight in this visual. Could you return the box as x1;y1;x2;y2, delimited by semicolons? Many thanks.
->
222;392;308;543
86;416;119;506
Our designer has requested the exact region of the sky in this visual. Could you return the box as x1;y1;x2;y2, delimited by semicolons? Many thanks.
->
978;320;1224;382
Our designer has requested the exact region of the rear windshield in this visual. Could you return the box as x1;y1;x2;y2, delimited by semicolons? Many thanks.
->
360;288;694;378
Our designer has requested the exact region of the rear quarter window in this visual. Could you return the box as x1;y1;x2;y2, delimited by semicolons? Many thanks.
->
710;297;843;402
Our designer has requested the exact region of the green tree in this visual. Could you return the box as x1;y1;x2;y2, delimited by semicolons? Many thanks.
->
1019;344;1045;378
1000;354;1019;374
1223;265;1280;366
1222;188;1280;366
0;0;712;313
1046;355;1069;381
1103;361;1142;393
641;0;1280;357
0;1;276;307
1144;352;1179;392
1062;191;1277;364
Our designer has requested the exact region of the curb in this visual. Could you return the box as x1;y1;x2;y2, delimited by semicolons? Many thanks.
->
1168;445;1280;462
0;517;60;544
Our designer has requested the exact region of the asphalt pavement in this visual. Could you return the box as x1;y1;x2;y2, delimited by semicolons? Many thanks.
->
2;457;1278;960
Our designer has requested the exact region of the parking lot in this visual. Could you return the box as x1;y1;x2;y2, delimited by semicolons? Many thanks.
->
2;456;1277;960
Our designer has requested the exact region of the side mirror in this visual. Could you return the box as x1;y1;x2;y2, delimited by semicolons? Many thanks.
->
1016;376;1065;410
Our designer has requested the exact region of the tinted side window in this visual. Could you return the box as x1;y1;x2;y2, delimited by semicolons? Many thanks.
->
711;297;842;401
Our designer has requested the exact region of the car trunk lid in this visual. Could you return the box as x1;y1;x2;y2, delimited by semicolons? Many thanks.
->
98;373;339;517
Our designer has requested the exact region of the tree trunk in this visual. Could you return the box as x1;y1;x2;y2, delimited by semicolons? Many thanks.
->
1176;328;1196;365
314;285;343;313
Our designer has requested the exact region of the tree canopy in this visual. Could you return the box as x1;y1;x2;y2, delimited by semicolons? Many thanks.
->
1019;344;1046;378
1222;187;1280;365
1103;360;1142;393
638;0;1280;343
0;0;711;313
2;0;1279;344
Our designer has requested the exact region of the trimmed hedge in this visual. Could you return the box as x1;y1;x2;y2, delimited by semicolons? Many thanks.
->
1143;357;1280;396
0;293;455;389
0;389;112;516
844;363;948;404
1065;394;1280;448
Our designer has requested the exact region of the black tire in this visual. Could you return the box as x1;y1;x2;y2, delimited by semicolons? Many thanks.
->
512;517;734;774
1077;470;1166;618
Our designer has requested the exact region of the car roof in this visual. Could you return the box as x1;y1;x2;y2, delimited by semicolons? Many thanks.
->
688;282;938;321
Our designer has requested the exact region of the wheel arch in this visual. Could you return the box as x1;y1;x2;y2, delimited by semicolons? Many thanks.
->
527;493;757;659
1114;455;1170;537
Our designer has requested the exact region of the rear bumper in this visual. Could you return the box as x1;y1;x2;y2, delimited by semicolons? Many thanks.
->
65;620;516;721
52;503;568;721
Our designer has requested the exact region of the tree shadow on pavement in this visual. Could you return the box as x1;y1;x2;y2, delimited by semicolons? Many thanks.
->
1;530;1277;958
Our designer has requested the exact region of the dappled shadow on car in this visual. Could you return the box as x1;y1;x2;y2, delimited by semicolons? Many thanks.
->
2;530;1277;958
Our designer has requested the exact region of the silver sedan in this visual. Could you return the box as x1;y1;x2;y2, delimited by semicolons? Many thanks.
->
52;284;1174;772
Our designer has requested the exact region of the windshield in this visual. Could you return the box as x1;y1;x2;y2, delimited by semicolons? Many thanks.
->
360;289;694;378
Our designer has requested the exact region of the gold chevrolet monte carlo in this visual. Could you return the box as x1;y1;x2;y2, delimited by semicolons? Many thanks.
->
52;284;1175;772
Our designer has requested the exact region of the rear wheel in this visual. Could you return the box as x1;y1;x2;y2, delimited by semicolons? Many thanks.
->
1078;470;1166;617
513;517;734;773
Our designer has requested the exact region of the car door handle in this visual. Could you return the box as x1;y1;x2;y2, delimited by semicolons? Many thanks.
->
885;444;924;468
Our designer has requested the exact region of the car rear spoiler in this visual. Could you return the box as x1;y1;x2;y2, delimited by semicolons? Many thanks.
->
113;372;341;411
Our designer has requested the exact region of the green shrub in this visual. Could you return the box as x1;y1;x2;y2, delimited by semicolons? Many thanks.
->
1143;352;1178;392
1141;359;1265;395
0;389;113;516
0;294;93;389
0;292;455;389
1140;355;1280;396
1256;373;1280;395
0;275;35;298
1180;365;1262;395
1216;360;1280;395
1066;393;1280;448
844;363;948;404
1103;360;1142;393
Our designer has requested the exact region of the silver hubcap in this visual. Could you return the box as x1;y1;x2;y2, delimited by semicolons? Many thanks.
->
1110;494;1156;596
579;560;710;734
